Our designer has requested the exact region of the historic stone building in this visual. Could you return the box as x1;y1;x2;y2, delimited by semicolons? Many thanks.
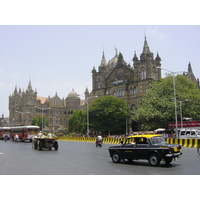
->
9;81;86;132
89;37;162;111
89;37;200;132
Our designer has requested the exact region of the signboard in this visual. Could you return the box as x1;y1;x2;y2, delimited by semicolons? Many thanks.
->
113;80;123;85
168;121;200;128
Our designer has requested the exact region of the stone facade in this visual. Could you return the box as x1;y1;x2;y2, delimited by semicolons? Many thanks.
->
90;37;162;110
9;81;87;132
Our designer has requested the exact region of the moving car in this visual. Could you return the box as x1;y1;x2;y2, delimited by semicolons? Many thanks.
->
108;134;182;166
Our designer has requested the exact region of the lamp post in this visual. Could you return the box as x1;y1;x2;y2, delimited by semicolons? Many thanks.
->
120;108;128;136
86;96;97;137
35;106;50;132
179;99;189;128
15;111;29;125
157;67;186;138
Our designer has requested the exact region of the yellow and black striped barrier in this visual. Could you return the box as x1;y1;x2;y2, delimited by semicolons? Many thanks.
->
165;138;200;148
60;136;200;148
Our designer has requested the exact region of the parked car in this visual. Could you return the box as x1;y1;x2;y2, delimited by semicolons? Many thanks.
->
108;134;182;166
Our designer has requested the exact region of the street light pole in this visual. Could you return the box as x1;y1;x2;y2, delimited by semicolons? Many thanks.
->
172;72;178;138
15;111;29;125
179;99;189;128
86;96;98;137
126;116;128;136
119;108;128;136
86;97;89;137
157;67;186;138
35;106;50;132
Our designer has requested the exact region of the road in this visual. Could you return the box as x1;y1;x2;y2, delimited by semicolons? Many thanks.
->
0;140;200;175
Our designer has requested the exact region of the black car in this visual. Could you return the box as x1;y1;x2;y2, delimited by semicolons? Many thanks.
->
108;134;182;166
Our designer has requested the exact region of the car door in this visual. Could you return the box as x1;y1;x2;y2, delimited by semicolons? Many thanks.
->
120;139;137;159
134;138;150;159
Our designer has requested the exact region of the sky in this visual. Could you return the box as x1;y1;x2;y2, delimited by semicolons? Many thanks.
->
0;1;200;118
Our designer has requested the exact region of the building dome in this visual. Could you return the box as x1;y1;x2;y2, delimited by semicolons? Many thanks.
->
67;89;80;99
107;48;118;71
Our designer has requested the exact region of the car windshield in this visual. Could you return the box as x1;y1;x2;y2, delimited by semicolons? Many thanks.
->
151;137;166;145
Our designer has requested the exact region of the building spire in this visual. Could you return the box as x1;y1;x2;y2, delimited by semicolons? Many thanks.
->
26;80;33;93
188;62;192;72
14;85;17;94
140;36;154;61
100;51;107;67
114;46;118;56
142;36;151;54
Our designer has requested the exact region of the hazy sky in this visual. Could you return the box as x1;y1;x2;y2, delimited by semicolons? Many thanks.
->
1;25;200;117
0;2;200;118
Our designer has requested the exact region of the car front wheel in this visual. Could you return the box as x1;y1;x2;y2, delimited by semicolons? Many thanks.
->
197;145;200;155
111;152;121;163
165;158;172;165
148;153;160;166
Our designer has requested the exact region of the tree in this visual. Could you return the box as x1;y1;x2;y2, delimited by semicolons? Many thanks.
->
89;96;129;135
31;115;49;130
68;110;87;134
131;75;200;130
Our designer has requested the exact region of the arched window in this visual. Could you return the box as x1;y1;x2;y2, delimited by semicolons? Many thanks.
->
54;99;58;106
119;89;121;97
140;66;147;80
131;104;137;110
130;87;133;95
133;86;137;95
29;97;34;105
113;90;116;97
121;89;124;96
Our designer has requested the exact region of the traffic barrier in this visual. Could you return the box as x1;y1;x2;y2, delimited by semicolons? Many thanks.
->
194;139;199;148
104;137;108;143
59;137;200;148
164;138;200;148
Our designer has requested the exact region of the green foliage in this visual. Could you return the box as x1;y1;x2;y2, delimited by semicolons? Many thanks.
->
68;110;87;134
132;75;200;130
31;115;49;130
89;96;129;134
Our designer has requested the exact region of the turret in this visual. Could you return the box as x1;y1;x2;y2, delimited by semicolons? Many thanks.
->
84;86;89;97
117;52;127;65
140;36;154;61
155;52;161;66
98;51;107;72
133;51;139;66
26;80;33;93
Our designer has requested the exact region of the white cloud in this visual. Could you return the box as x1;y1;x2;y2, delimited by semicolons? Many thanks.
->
146;27;167;41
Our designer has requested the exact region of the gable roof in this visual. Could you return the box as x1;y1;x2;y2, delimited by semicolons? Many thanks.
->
37;97;47;104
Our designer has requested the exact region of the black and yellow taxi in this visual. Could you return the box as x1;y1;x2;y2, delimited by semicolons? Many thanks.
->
108;134;182;166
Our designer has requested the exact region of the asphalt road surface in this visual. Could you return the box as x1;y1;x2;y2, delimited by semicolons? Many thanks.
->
0;139;200;175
